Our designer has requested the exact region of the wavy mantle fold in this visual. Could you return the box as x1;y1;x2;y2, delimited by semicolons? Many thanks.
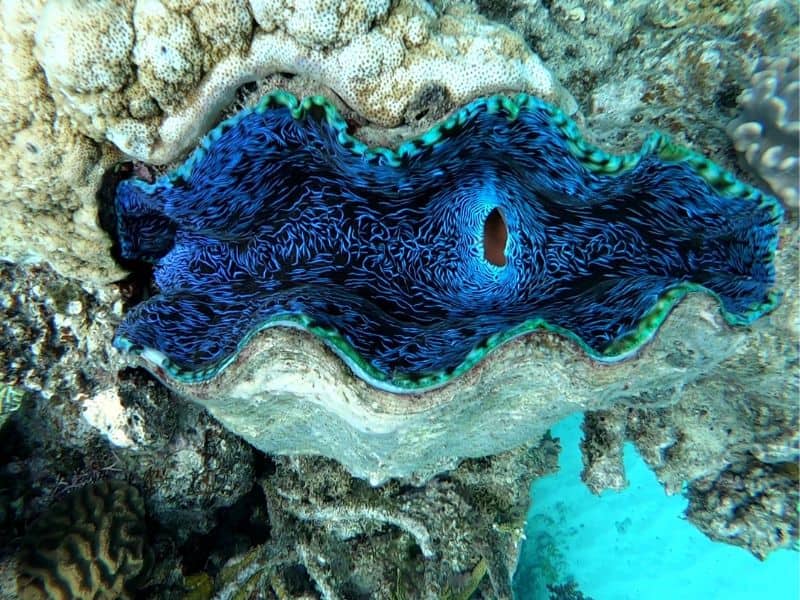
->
112;91;783;393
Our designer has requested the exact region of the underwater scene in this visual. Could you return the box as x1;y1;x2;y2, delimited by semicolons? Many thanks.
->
0;0;797;599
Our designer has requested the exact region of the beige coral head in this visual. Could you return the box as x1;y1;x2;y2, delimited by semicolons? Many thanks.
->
251;0;392;50
29;0;574;163
34;0;134;95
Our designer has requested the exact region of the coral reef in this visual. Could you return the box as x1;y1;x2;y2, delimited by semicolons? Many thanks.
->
580;319;800;559
0;1;796;592
0;258;121;411
201;443;557;599
728;54;799;208
580;411;626;493
16;479;150;600
480;0;798;201
0;260;255;541
33;0;574;164
0;0;128;287
480;0;634;101
686;458;798;559
112;91;781;392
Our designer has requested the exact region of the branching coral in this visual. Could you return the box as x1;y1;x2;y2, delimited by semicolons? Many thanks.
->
728;54;799;208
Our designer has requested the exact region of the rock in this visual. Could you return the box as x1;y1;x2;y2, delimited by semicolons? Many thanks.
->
210;443;557;599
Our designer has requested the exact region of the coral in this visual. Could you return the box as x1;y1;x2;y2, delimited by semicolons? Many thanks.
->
207;445;556;599
32;0;574;164
0;0;125;287
483;0;635;101
495;0;799;190
0;384;24;430
686;458;798;559
0;259;122;409
0;260;254;545
547;580;595;600
16;479;150;599
580;411;626;493
2;0;796;291
251;0;391;49
728;54;800;208
94;369;258;543
113;91;781;395
580;292;799;559
0;0;794;591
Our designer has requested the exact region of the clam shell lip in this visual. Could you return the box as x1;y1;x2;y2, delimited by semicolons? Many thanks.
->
112;91;784;393
114;285;783;394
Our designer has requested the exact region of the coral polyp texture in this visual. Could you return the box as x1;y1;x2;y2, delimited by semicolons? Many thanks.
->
16;480;149;600
32;0;574;164
113;91;783;394
728;54;799;208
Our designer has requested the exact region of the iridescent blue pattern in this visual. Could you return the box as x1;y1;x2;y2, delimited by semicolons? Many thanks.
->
113;93;782;391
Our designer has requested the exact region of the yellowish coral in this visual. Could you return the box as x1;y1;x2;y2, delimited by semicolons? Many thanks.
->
33;0;575;163
35;0;133;94
251;0;391;49
133;0;205;111
0;0;124;285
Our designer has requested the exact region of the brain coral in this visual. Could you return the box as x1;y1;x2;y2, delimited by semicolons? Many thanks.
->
16;480;150;600
33;0;575;163
728;54;799;208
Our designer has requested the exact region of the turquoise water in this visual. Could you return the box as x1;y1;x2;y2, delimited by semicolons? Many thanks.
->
514;413;799;600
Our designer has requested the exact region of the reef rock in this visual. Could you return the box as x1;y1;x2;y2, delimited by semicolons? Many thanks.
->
210;446;558;599
580;301;799;559
0;259;256;544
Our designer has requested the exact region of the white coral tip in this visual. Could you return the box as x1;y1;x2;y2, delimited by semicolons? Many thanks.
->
761;145;785;169
733;121;763;147
778;155;799;173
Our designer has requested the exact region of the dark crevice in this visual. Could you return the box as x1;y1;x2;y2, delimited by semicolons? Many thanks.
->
177;485;270;576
